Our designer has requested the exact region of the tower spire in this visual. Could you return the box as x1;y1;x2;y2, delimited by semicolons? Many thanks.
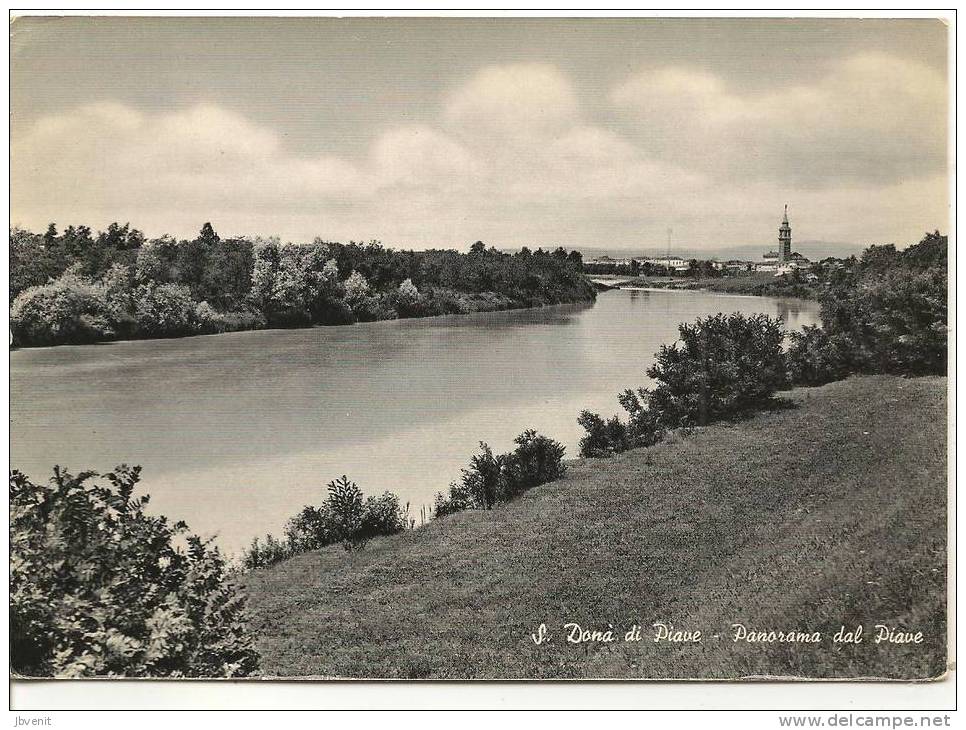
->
778;205;792;263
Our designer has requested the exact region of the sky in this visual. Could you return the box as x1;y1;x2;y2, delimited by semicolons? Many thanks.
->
10;16;950;253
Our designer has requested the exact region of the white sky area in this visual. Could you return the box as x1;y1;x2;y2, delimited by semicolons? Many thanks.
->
10;17;950;252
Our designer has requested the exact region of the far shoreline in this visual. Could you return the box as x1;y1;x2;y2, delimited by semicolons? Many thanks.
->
9;286;825;354
8;296;599;354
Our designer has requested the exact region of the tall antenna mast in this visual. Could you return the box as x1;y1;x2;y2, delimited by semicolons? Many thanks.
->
667;227;672;263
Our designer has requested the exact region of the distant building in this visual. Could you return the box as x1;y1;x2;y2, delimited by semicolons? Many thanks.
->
586;255;633;267
637;255;689;270
778;205;792;262
757;205;809;273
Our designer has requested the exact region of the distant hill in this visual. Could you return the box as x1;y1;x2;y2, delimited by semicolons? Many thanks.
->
550;241;870;262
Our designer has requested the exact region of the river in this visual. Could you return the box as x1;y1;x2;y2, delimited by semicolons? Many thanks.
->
10;289;821;556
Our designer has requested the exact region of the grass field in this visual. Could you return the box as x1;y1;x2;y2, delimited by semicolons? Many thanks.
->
244;375;948;679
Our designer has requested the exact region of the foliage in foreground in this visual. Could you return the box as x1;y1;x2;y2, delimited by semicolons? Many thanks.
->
10;466;259;678
434;430;567;516
243;476;410;569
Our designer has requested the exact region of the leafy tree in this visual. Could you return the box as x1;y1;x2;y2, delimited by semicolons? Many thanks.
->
135;236;179;285
325;475;366;550
461;443;505;510
199;222;220;246
343;270;390;322
10;227;59;300
100;264;138;338
133;283;197;338
395;278;422;318
10;268;113;346
789;231;948;382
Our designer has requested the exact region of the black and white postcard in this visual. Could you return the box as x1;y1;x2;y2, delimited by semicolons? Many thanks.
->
7;13;953;707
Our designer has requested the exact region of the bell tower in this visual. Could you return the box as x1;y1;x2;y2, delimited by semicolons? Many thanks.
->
778;205;792;262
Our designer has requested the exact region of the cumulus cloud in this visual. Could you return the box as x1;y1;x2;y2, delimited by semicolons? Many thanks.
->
369;124;482;188
10;55;948;249
444;63;579;141
610;53;947;188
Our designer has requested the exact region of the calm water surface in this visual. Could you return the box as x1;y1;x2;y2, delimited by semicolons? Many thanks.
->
11;289;820;555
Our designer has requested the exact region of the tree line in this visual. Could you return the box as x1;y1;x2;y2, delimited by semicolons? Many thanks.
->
10;223;596;347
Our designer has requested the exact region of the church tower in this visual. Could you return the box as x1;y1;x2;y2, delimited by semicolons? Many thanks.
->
778;205;792;262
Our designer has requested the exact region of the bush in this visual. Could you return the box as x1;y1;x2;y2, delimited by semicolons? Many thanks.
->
646;312;787;426
577;410;632;458
342;271;396;322
617;388;667;446
420;287;471;316
394;278;423;318
358;491;411;542
502;430;567;498
433;482;475;518
578;313;784;457
242;476;408;568
283;504;333;554
10;466;259;678
242;534;293;571
434;431;567;515
324;476;409;550
785;325;855;386
312;296;355;326
193;302;266;335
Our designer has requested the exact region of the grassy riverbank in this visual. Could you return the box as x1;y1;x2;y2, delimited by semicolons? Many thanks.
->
244;375;946;679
